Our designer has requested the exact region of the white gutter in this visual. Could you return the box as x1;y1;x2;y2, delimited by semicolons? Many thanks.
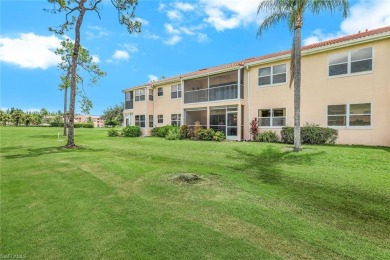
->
181;66;242;81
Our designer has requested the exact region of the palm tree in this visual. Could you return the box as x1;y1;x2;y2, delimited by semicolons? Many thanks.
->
257;0;349;151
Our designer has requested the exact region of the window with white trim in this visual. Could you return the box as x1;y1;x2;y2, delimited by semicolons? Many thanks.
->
149;115;153;127
158;87;163;96
135;115;145;127
258;108;286;127
258;64;286;86
171;114;181;126
171;84;182;99
327;103;371;127
135;89;145;102
149;89;153;101
329;47;372;76
158;115;163;124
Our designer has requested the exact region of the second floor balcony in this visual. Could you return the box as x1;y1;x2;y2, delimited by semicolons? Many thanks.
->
184;83;243;104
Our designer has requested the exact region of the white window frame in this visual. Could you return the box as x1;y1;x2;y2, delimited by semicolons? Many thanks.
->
157;87;163;97
171;84;182;99
258;108;286;128
135;115;145;128
135;89;146;102
328;47;373;78
258;64;287;87
327;103;372;128
149;89;153;101
149;115;154;127
158;114;163;124
171;113;181;126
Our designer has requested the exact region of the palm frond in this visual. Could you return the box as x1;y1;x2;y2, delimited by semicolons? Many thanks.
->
310;0;350;18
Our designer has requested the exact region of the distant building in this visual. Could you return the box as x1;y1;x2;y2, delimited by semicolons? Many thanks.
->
74;115;105;128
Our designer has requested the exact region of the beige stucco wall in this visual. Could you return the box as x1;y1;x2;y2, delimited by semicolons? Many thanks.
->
248;39;390;146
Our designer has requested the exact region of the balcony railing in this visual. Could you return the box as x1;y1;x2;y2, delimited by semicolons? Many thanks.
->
184;84;242;104
125;101;133;109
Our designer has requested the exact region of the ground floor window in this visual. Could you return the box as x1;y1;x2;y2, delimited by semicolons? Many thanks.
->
149;115;153;127
158;115;163;124
135;115;145;128
125;113;132;126
258;108;286;127
328;103;371;127
171;114;181;126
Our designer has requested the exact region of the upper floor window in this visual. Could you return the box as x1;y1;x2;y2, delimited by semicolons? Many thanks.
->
135;89;145;102
158;115;163;124
171;114;181;126
158;87;163;96
329;47;372;77
171;84;182;99
149;89;153;101
125;91;133;109
258;108;286;127
135;115;145;127
328;103;371;127
258;64;286;86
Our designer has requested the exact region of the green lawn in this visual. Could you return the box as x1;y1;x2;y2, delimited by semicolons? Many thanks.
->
1;127;389;259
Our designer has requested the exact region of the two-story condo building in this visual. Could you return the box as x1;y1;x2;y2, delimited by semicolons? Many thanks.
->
123;26;390;146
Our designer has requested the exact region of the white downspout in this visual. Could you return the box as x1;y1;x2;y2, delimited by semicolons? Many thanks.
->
246;65;251;141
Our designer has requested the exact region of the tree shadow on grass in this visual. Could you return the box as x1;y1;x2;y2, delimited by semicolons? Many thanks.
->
228;145;325;184
2;146;104;159
229;145;390;228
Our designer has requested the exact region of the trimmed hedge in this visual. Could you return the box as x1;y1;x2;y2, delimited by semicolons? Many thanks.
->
74;123;94;128
281;125;338;144
151;125;175;138
122;126;141;137
255;131;278;143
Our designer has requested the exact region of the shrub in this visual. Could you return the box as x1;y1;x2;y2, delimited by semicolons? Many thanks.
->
165;126;181;140
281;125;338;144
250;118;258;141
74;123;94;128
107;129;119;137
122;126;141;137
213;131;226;142
197;128;215;141
50;122;64;127
151;125;174;138
194;121;203;139
255;131;279;143
180;124;191;139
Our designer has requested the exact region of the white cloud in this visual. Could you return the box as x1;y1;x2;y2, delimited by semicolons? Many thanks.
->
148;74;158;82
167;10;183;21
303;0;390;45
200;0;259;31
197;33;209;43
91;55;100;63
86;25;109;39
112;50;129;61
135;17;150;26
158;3;166;12
0;32;62;69
175;2;195;12
164;35;182;45
165;24;181;34
180;26;195;35
120;43;139;53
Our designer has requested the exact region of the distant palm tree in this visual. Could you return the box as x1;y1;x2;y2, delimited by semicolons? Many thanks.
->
257;0;349;151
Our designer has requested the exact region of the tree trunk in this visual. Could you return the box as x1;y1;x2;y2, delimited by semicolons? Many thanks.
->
63;85;68;136
293;18;302;151
66;1;86;147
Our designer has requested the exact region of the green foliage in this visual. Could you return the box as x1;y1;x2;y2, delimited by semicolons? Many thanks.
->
180;124;191;139
101;103;123;127
197;128;215;141
151;125;175;138
213;131;226;142
250;118;258;141
122;126;141;137
107;129;120;137
74;123;94;128
165;126;181;140
255;131;279;143
194;121;203;139
281;125;338;145
50;115;64;127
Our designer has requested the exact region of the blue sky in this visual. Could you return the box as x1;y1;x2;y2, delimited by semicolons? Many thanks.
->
1;0;389;115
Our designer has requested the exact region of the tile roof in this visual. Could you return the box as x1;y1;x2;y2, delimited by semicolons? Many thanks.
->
124;26;390;91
